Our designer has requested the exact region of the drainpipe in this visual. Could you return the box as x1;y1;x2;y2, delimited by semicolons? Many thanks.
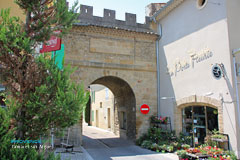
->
153;17;162;118
232;49;240;129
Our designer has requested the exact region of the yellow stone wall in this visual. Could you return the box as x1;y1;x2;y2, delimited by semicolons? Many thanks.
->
63;25;158;139
0;0;25;22
90;86;115;132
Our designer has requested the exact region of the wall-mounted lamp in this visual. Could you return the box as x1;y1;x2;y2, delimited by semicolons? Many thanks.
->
161;97;175;100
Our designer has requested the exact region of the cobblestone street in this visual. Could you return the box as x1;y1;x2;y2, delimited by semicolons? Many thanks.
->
82;124;179;160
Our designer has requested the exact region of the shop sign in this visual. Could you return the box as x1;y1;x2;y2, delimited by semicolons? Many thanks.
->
40;31;61;53
212;64;223;79
167;48;213;77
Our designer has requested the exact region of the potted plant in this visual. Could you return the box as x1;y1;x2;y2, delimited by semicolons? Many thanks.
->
176;149;189;160
211;130;227;142
150;116;168;124
181;144;190;150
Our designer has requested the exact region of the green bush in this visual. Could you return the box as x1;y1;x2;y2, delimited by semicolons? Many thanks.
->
136;127;182;153
0;107;60;160
141;140;153;149
176;149;188;159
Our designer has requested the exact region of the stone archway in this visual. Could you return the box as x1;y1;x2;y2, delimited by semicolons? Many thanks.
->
91;76;136;140
174;95;223;134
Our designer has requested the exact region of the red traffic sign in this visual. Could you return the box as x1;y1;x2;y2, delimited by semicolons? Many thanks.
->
140;104;150;114
40;30;61;53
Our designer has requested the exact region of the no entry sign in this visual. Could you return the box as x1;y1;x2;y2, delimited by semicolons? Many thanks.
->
140;104;150;114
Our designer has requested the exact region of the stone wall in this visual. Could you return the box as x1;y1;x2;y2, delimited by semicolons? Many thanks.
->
63;23;158;141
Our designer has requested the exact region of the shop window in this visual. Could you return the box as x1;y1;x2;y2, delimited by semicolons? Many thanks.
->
182;106;218;146
120;111;127;130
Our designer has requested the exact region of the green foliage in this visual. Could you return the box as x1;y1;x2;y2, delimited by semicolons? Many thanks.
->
141;140;152;149
211;129;226;140
176;149;188;159
181;144;190;149
222;151;237;160
0;9;32;55
0;107;14;158
0;0;86;141
136;127;180;153
84;98;91;124
0;107;60;160
9;55;89;138
0;0;86;159
177;132;192;145
15;0;79;43
136;133;148;146
136;126;194;154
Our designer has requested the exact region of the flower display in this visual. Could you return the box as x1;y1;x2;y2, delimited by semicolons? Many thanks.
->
151;116;168;124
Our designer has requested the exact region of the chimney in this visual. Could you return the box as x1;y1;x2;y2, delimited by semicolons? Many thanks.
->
145;3;166;17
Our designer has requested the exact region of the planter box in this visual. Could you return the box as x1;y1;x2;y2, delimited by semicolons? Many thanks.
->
211;138;228;142
186;153;210;160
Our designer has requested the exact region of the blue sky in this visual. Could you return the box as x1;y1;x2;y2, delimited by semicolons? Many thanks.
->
67;0;169;23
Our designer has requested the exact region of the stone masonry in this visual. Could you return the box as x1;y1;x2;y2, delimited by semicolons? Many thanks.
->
62;5;159;144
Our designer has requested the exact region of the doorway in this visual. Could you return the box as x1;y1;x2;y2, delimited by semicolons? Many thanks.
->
182;106;218;146
90;76;136;140
96;110;99;127
108;108;111;128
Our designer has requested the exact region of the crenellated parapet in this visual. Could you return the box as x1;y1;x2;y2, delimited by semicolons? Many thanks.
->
75;5;156;34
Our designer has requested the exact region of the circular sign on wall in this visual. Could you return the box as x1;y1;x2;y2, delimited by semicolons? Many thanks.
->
140;104;150;114
212;64;223;80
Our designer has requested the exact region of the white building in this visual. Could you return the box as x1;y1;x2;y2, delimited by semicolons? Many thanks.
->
90;85;116;133
152;0;240;157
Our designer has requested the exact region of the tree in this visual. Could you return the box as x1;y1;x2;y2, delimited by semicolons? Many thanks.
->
0;0;88;140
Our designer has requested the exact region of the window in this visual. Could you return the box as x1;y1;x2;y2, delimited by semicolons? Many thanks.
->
100;102;102;108
91;91;95;103
91;110;94;121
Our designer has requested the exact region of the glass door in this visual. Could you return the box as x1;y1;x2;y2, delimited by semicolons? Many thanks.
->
193;107;206;146
182;106;193;146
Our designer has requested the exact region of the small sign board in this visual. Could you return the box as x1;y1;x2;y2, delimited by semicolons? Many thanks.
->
212;64;222;80
140;104;150;114
40;31;61;53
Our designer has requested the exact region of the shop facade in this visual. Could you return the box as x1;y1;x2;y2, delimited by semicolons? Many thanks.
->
152;0;240;157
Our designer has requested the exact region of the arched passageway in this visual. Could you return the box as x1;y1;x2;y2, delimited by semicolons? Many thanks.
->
90;76;136;140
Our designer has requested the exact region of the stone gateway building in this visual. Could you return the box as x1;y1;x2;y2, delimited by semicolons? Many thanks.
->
63;5;158;141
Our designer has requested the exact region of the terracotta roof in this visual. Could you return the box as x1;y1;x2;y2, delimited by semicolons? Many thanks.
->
151;0;185;20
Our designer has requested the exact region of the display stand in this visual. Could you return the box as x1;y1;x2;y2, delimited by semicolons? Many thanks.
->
151;117;172;132
211;133;230;150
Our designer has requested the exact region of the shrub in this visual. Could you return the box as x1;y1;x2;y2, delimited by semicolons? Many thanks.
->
176;149;188;159
141;140;153;149
0;107;60;160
